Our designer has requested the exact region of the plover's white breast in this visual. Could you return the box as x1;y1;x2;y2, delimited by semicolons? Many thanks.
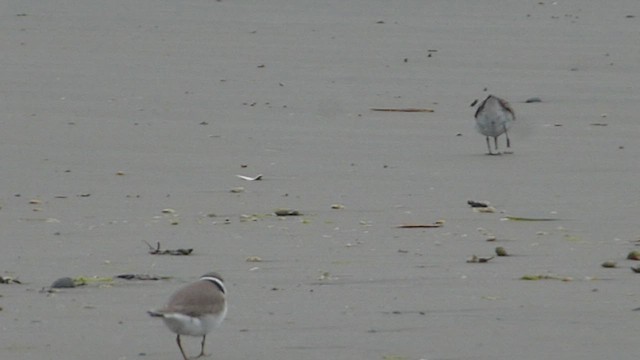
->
475;96;514;137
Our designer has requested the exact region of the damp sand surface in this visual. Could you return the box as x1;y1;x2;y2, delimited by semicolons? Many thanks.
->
1;1;640;359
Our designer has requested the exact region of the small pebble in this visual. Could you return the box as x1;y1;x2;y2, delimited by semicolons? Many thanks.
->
601;261;617;268
627;251;640;260
51;277;76;288
495;247;508;256
274;208;301;216
467;200;489;208
525;97;542;103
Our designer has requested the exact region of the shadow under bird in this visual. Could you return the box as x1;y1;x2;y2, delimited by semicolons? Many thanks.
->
148;272;227;360
474;95;516;155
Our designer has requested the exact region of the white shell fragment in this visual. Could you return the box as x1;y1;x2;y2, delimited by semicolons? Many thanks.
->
236;174;263;181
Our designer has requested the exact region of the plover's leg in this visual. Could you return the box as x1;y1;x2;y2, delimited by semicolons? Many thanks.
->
505;128;511;148
485;137;493;155
494;136;499;151
195;335;210;358
176;335;190;360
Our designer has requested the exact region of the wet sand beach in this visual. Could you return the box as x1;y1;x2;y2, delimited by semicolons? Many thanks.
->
1;1;640;359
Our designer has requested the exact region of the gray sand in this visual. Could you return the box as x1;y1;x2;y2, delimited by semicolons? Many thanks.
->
1;1;639;359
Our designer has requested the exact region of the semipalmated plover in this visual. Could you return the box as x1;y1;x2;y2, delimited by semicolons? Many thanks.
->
474;95;516;155
148;272;227;360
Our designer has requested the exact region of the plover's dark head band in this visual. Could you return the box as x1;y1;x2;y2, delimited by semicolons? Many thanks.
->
201;276;226;294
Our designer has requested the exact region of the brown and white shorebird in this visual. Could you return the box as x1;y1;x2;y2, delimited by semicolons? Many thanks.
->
474;95;516;155
148;272;227;360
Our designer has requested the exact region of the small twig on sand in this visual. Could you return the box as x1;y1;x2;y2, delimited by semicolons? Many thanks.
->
143;241;193;256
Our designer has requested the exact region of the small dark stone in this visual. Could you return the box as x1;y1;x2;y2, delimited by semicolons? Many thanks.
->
51;277;75;288
467;200;489;208
525;97;542;103
495;247;508;256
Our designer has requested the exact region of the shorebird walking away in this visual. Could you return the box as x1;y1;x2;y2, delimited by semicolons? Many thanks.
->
474;95;516;155
148;272;227;360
